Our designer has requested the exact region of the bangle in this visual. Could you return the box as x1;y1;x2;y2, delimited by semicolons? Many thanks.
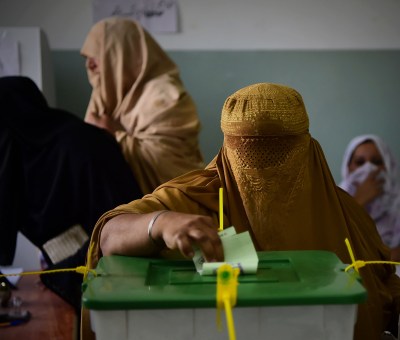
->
147;211;168;247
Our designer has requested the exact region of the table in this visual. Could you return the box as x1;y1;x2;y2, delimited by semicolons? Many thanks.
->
0;274;77;340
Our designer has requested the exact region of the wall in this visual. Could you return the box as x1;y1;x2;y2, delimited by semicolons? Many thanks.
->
0;27;56;105
1;0;400;181
1;0;400;50
52;49;400;182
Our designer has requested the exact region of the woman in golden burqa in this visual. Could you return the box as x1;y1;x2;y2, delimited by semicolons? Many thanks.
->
84;83;400;340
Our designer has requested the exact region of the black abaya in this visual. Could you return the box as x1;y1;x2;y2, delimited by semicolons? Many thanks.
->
0;76;143;311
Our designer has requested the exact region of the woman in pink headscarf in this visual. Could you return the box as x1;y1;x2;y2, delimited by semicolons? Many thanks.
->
81;17;205;194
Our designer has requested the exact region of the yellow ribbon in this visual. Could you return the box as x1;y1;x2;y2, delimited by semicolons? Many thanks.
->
344;238;400;273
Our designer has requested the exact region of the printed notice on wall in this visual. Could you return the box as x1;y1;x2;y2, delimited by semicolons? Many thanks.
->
0;35;20;77
92;0;179;33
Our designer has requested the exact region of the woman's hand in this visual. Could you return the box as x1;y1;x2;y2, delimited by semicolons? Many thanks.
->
353;168;384;207
152;211;224;262
100;211;224;263
85;111;124;135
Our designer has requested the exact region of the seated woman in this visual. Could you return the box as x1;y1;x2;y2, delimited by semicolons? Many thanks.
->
84;83;400;340
0;76;143;312
339;134;400;266
81;17;206;195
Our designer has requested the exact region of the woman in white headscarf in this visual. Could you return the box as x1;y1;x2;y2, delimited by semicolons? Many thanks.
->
339;134;400;264
81;17;205;194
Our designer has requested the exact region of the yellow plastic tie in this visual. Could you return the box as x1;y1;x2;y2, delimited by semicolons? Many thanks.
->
216;263;240;340
0;266;96;279
0;242;98;280
344;238;400;273
84;241;97;279
219;187;224;231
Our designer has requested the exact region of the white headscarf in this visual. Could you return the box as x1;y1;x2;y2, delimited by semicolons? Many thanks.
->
339;134;400;248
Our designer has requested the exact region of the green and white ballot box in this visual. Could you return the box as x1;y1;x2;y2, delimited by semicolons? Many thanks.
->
82;250;367;340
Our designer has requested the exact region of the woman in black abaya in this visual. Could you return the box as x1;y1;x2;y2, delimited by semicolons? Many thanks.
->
0;76;143;312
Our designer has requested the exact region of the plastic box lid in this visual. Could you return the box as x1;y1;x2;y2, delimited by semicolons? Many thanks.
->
82;250;367;310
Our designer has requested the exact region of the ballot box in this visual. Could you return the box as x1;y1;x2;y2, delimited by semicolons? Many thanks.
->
82;250;367;340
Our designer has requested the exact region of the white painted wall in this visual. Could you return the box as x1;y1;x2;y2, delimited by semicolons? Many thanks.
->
0;0;399;50
0;27;56;105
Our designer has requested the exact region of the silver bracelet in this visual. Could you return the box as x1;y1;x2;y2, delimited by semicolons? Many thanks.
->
147;210;169;247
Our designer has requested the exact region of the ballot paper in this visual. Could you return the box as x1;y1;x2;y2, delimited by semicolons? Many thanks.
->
193;226;259;275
